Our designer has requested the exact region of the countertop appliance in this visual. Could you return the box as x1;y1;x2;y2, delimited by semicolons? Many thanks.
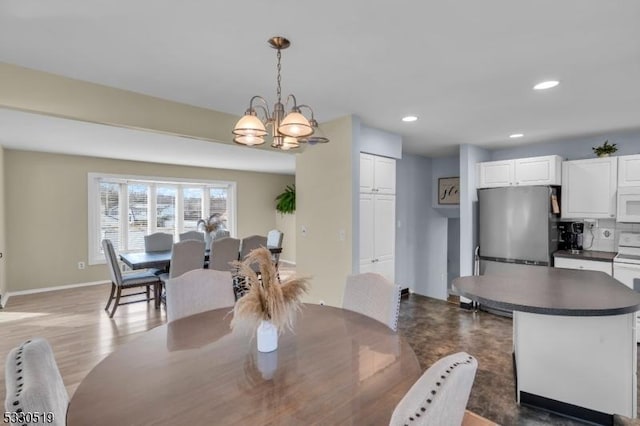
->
478;186;560;315
613;232;640;339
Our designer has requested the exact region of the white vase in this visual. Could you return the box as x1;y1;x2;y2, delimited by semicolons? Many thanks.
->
204;231;213;250
257;320;278;353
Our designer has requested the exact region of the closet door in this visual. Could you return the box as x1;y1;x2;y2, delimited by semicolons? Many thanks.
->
359;193;375;273
373;194;396;282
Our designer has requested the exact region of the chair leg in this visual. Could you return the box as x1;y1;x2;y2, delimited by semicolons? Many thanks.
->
109;286;122;318
154;283;161;309
146;285;150;303
105;282;116;311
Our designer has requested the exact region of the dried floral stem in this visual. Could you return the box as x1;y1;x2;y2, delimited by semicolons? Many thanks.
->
231;247;309;334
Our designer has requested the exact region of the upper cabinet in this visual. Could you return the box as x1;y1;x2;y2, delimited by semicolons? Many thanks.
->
618;154;640;187
477;155;562;188
561;157;617;219
360;153;396;194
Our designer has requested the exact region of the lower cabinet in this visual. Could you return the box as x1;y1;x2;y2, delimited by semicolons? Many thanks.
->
359;193;395;282
554;257;612;276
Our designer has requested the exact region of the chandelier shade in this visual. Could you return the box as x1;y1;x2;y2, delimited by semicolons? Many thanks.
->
232;36;329;150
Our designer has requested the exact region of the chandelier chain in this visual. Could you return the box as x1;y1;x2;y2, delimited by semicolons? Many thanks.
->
276;48;282;104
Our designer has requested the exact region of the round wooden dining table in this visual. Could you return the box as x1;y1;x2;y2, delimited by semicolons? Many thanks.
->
67;304;421;425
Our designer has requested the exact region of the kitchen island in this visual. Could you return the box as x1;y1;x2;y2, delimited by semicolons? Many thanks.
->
453;266;640;424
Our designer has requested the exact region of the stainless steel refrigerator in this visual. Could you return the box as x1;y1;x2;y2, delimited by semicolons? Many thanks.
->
477;186;559;312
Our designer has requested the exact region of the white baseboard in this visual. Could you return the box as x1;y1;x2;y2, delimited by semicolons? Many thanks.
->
280;259;296;265
3;280;110;307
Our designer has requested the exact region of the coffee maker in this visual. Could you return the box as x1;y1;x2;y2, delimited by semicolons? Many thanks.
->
558;221;584;252
568;222;584;253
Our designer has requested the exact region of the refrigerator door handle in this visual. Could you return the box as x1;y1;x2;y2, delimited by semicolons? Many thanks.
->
478;256;549;267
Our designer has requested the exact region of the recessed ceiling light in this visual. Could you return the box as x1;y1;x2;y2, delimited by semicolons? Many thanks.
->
533;80;559;90
402;115;418;122
510;133;524;139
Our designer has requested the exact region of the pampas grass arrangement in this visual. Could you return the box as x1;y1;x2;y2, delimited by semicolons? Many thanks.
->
231;247;309;334
197;213;227;233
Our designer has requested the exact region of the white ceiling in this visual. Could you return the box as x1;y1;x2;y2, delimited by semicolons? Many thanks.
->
0;0;639;159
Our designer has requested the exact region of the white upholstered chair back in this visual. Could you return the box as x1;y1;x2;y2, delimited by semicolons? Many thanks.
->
165;269;236;323
267;229;284;248
169;240;206;279
210;237;241;271
144;232;174;252
390;352;478;426
179;231;205;242
342;272;401;331
4;338;69;426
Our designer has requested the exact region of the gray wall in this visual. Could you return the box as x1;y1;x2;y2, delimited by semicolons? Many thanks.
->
432;155;460;217
396;154;448;300
447;218;461;289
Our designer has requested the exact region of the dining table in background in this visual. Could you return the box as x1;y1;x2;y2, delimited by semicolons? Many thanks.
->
66;304;421;425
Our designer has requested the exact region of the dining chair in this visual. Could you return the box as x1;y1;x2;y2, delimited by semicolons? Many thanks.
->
240;235;268;273
4;338;68;426
158;239;206;304
342;272;401;331
213;229;230;240
266;229;284;262
389;352;478;426
165;269;236;323
144;232;174;252
102;239;161;317
179;230;205;242
209;237;241;271
144;232;174;275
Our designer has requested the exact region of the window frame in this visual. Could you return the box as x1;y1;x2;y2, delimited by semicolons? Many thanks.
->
88;172;237;265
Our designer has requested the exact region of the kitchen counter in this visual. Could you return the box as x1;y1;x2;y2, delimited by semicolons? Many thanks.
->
553;249;616;262
453;267;639;422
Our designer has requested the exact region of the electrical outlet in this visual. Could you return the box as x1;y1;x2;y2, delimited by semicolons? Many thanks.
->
338;229;346;241
77;261;86;270
301;225;308;237
600;228;613;240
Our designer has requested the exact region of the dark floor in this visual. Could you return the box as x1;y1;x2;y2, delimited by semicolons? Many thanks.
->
397;294;632;426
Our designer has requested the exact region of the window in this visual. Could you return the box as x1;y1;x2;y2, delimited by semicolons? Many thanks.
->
88;173;236;265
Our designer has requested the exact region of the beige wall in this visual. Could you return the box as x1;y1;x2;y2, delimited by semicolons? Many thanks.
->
0;146;6;305
275;212;296;263
5;150;293;292
296;116;354;307
0;62;239;146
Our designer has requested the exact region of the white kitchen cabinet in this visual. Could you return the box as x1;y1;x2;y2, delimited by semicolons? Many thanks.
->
561;157;617;219
618;154;640;187
360;153;396;194
359;192;395;282
477;155;562;188
554;256;612;276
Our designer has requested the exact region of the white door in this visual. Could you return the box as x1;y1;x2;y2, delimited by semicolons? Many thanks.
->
374;194;396;282
374;156;396;194
561;157;617;219
514;156;561;186
618;154;640;187
359;153;375;193
477;160;514;188
359;193;375;270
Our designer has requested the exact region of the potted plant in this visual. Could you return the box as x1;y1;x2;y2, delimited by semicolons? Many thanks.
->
592;140;617;157
275;185;295;214
197;213;227;248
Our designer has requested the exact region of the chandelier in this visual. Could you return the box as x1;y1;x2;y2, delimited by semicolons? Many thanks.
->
232;36;329;150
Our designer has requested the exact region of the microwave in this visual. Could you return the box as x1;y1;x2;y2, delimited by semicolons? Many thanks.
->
617;187;640;222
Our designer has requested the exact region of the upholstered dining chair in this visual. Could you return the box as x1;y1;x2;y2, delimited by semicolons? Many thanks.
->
4;338;68;426
165;269;236;323
158;239;206;304
210;237;241;271
144;232;174;252
213;229;230;240
266;229;284;264
342;272;401;331
144;232;174;275
240;235;268;273
179;230;205;242
389;352;478;426
102;239;161;317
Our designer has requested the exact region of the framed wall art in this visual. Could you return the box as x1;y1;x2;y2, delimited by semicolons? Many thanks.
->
438;177;460;205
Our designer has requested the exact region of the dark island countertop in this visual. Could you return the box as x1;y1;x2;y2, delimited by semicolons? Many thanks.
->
453;266;640;316
553;249;616;262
